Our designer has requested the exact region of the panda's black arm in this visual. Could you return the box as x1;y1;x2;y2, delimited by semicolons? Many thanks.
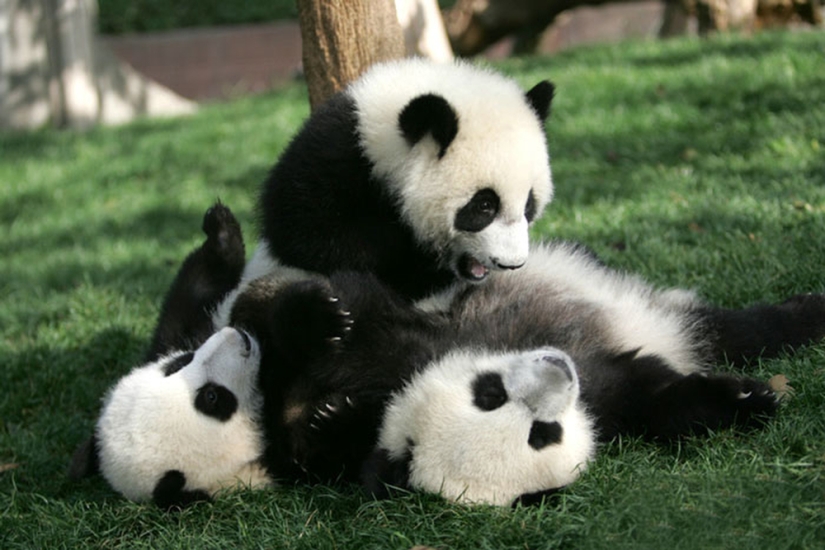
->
231;279;353;376
698;293;825;367
642;372;779;439
583;352;777;441
235;272;447;484
145;202;245;362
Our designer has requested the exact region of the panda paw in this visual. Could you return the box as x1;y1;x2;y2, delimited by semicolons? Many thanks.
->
287;281;354;352
323;296;354;348
201;201;245;266
652;373;779;438
309;394;356;431
689;374;779;432
727;377;779;426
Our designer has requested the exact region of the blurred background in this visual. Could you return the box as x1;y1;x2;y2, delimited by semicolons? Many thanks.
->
1;0;822;129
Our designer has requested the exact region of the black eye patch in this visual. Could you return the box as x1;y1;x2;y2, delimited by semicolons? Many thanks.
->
455;188;500;233
528;421;563;450
524;190;537;222
163;352;194;377
195;383;238;422
472;372;508;411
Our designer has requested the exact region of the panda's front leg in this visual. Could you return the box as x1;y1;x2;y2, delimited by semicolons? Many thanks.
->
232;278;354;383
268;280;355;364
645;372;779;439
145;201;246;361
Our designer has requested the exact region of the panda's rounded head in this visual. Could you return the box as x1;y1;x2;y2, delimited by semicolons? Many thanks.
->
367;347;595;506
350;59;555;283
92;327;269;507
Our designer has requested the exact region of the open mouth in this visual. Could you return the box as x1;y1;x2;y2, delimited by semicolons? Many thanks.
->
457;253;490;282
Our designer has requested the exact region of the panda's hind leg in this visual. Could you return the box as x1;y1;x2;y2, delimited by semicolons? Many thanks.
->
700;293;825;366
145;202;246;361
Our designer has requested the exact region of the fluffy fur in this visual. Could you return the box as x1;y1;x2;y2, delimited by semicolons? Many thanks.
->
91;328;269;508
369;348;596;505
256;58;555;299
71;203;825;508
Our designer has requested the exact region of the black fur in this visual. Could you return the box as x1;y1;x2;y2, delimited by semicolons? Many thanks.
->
145;202;245;362
92;202;825;506
528;421;564;450
194;383;238;422
258;93;453;301
152;470;211;511
257;74;556;301
229;271;451;483
454;189;500;233
701;294;825;365
398;93;459;158
472;372;508;411
512;487;564;507
360;447;412;500
525;81;555;123
68;434;100;480
524;190;537;223
163;352;194;377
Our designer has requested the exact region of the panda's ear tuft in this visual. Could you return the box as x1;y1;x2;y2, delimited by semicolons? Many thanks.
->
398;93;458;159
525;81;555;123
68;434;100;480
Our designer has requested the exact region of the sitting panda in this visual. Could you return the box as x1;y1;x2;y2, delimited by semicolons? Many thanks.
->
252;58;556;300
70;203;825;508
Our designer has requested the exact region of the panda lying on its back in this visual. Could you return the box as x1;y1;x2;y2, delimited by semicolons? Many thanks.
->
71;203;825;508
253;58;555;300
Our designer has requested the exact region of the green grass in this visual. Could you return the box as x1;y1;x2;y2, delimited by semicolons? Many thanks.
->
2;30;825;549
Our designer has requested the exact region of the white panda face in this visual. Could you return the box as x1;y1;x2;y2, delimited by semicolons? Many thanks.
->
375;348;596;506
451;188;535;281
95;327;269;504
350;59;554;283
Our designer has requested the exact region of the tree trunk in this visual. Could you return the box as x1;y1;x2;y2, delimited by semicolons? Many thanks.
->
297;0;405;110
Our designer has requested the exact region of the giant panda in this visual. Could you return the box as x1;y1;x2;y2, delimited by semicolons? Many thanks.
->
252;58;556;300
70;202;825;508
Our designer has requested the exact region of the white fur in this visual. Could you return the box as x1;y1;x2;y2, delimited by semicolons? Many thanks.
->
349;59;553;274
510;243;706;375
418;242;707;375
95;328;269;502
461;216;530;271
379;348;595;505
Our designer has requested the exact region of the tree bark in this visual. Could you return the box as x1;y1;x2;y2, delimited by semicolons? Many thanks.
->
297;0;405;110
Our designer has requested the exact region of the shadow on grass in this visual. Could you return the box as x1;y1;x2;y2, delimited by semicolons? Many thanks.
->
1;327;148;500
2;198;255;300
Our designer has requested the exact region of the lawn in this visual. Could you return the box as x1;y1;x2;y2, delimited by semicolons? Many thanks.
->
2;30;825;549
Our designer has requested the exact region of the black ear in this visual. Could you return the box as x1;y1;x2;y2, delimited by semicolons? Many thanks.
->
360;447;412;500
398;94;459;159
512;486;565;507
153;470;211;511
525;81;555;122
68;434;100;480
